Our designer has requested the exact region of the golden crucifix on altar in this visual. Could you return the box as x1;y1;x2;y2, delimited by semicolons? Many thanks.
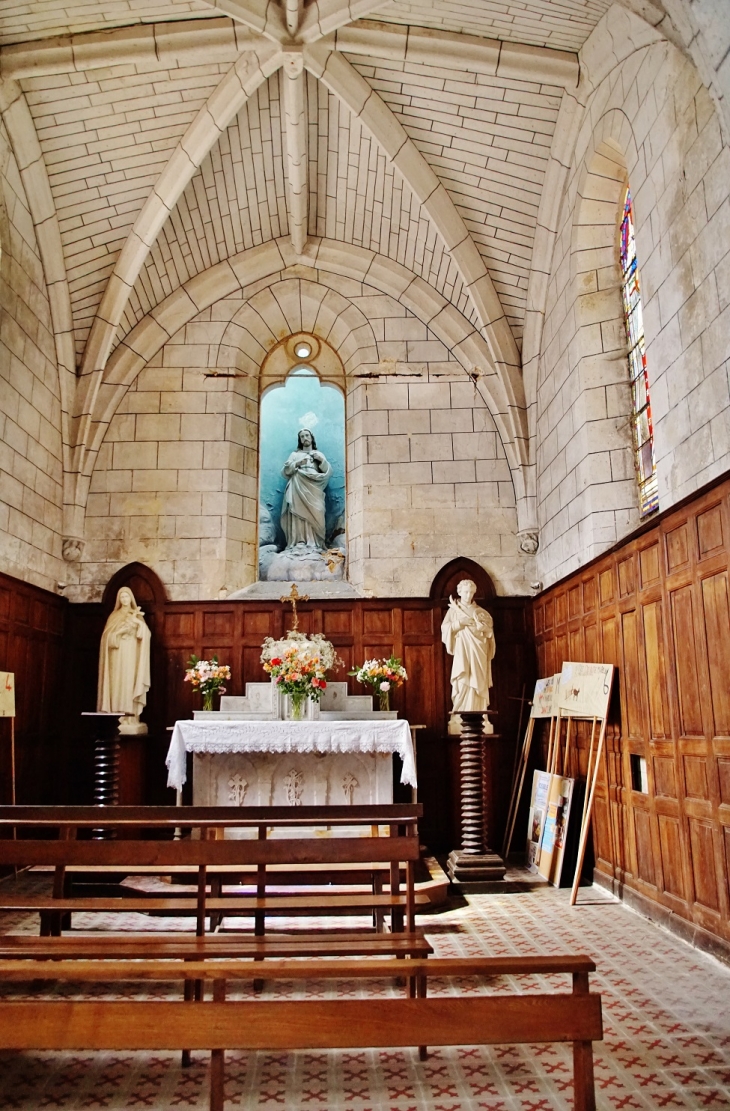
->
280;583;309;631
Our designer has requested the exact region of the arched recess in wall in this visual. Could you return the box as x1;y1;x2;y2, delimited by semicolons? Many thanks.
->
257;333;348;585
430;557;496;604
570;113;644;557
213;279;377;588
100;562;166;740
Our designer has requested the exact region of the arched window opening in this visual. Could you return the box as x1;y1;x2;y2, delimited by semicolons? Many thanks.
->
620;187;658;516
258;364;346;584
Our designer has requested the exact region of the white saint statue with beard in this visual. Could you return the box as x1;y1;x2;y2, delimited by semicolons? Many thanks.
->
280;428;332;550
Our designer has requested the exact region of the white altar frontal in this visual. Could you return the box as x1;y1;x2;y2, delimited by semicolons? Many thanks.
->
165;682;416;819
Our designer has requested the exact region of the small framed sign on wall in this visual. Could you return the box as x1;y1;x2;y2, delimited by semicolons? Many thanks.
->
0;672;17;808
0;672;15;718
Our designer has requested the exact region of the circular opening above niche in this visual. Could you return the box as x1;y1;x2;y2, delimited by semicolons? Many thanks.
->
285;333;320;363
260;333;344;394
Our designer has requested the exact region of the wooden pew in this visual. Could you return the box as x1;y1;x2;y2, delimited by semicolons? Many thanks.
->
0;954;602;1111
0;805;426;938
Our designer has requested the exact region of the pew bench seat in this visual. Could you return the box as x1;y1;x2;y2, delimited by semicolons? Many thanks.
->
0;954;602;1111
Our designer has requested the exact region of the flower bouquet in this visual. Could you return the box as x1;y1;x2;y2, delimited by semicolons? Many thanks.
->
349;655;407;711
261;631;340;720
184;655;231;711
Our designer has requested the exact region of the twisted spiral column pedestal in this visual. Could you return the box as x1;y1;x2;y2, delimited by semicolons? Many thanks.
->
447;711;506;883
82;713;122;840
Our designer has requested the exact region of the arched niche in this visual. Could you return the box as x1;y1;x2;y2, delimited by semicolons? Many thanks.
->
99;563;166;754
257;337;347;584
430;558;496;604
101;562;167;611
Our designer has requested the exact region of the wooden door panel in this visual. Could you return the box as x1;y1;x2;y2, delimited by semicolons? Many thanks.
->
642;600;670;738
639;543;661;587
621;610;643;739
697;503;724;558
670;585;704;736
689;819;720;911
322;609;353;636
164;610;196;640
665;522;690;572
684;755;709;800
653;756;677;799
633;807;656;887
701;572;730;737
362;609;393;635
658;815;685;899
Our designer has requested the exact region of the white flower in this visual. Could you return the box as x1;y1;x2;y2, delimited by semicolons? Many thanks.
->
380;681;390;691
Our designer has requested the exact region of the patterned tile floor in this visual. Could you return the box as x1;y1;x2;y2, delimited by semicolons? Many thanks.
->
1;872;729;1110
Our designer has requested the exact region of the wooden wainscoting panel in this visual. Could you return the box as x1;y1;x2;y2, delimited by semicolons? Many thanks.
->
670;585;705;738
700;572;730;737
532;473;730;948
0;573;66;807
642;600;671;739
697;503;724;559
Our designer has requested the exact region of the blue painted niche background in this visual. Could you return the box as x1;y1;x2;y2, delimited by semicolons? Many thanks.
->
258;368;346;557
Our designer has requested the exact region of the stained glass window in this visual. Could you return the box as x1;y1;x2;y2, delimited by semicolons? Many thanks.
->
620;187;658;516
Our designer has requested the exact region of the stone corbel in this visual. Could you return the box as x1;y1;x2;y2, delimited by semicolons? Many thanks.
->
62;537;85;562
518;530;539;555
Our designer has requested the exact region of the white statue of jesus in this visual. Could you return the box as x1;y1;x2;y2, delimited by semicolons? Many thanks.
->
280;428;331;550
441;578;495;713
97;586;151;735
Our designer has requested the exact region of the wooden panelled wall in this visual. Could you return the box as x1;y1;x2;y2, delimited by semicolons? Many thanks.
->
64;589;533;852
533;476;730;950
0;571;66;805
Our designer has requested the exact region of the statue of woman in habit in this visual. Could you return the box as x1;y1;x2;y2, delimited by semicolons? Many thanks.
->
280;428;332;550
97;586;151;734
441;578;496;713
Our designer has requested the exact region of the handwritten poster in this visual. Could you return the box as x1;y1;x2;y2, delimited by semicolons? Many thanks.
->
557;662;613;719
0;672;15;717
530;674;561;718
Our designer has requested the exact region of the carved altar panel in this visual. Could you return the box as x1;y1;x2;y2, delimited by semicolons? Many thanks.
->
192;750;392;813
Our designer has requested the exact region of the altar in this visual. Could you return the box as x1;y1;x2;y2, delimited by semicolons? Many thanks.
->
165;680;417;813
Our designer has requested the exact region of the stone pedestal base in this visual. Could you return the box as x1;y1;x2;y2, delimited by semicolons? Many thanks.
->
448;849;506;883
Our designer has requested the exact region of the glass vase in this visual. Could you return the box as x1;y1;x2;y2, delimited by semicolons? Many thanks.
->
289;691;307;721
378;689;390;712
202;689;215;712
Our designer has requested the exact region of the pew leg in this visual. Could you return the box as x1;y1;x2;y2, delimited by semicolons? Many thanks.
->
210;980;226;1111
573;1040;596;1111
182;972;194;1067
373;871;384;932
417;971;428;1060
209;877;222;932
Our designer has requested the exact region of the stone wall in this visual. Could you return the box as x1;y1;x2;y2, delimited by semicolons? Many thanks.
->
534;6;730;586
81;265;530;601
348;375;526;597
0;120;64;593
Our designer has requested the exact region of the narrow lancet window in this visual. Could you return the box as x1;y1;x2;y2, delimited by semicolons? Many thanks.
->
620;187;657;516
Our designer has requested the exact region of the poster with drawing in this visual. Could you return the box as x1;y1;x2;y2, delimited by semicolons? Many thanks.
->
0;672;15;717
526;769;551;871
530;674;561;718
557;662;613;719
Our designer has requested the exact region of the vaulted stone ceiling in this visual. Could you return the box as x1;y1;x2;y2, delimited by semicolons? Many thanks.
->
0;0;614;540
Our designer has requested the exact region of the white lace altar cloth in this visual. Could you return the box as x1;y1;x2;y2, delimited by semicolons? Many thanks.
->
166;719;417;792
